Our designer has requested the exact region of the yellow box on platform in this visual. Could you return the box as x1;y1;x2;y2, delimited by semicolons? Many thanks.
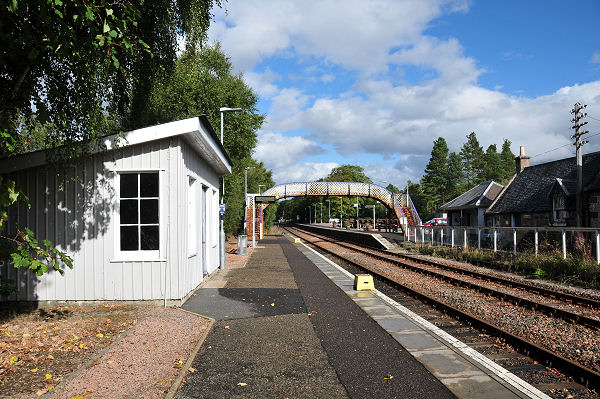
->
354;274;374;291
294;238;301;243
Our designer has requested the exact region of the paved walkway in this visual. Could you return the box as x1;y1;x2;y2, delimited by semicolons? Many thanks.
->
178;236;455;399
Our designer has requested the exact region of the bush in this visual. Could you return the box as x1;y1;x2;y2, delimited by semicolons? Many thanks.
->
405;244;600;289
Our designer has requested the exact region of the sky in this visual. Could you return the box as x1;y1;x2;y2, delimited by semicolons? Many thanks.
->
207;0;600;189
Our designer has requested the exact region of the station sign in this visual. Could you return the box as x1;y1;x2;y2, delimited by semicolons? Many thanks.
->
254;195;276;203
219;203;226;215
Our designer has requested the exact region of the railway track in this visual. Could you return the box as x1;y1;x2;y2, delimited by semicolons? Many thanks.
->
285;226;600;396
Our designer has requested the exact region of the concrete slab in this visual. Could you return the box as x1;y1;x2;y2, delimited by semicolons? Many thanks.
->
441;375;526;399
361;305;399;317
411;349;488;379
390;331;448;351
373;316;420;332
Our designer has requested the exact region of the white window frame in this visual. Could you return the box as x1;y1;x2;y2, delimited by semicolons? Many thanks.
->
113;170;164;262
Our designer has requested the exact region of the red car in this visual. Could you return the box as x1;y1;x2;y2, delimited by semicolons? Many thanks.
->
423;218;447;226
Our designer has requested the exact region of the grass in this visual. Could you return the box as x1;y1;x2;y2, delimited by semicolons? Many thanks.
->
400;243;600;289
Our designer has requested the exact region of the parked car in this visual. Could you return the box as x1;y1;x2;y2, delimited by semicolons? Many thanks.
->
423;218;447;226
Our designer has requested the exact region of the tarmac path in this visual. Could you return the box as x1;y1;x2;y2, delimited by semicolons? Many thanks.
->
177;237;455;398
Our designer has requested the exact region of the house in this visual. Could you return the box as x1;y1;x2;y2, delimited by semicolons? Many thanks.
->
0;116;231;303
440;181;503;226
487;147;600;227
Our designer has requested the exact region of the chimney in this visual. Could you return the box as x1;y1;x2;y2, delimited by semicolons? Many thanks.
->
515;146;530;174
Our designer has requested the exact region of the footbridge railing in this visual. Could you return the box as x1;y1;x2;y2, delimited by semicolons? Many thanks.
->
246;181;421;236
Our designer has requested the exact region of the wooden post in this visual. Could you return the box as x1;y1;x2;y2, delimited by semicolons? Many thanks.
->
440;228;444;246
451;229;454;248
596;230;599;265
534;229;538;258
493;230;497;252
477;229;481;250
513;229;517;255
463;229;467;249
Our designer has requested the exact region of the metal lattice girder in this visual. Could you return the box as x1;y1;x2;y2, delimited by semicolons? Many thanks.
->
257;181;421;232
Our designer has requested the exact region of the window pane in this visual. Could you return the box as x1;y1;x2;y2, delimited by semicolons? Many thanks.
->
120;174;138;198
140;173;159;197
140;199;159;223
120;226;139;250
120;200;138;224
141;226;159;250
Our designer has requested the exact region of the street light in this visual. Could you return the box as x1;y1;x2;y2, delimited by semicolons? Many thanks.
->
244;166;255;234
258;184;265;195
218;106;243;270
365;205;376;231
320;200;323;223
337;196;343;228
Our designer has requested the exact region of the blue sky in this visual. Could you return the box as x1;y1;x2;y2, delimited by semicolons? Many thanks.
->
208;0;600;189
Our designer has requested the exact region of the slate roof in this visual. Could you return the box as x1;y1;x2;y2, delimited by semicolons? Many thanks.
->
440;181;503;211
487;150;600;214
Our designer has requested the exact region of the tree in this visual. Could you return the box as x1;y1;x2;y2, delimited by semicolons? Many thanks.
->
421;137;449;206
483;144;503;182
500;139;515;182
2;0;222;153
459;132;485;187
446;151;465;200
323;165;372;183
140;45;265;234
1;0;221;281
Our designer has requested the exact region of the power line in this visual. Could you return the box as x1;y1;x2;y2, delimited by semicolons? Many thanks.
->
531;130;600;158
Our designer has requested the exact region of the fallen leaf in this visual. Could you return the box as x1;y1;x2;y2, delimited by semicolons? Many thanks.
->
188;367;196;373
270;303;275;306
45;373;53;379
224;325;230;329
237;382;247;386
30;368;39;373
384;374;394;380
95;333;104;338
9;355;18;365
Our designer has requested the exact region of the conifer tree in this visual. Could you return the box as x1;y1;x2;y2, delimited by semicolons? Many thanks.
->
446;151;465;200
421;137;450;205
459;132;485;187
500;139;515;182
483;144;503;182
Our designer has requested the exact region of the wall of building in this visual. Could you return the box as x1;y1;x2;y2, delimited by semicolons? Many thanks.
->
2;137;221;302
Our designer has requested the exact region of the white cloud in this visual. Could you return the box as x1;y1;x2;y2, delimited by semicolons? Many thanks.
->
209;0;468;74
210;0;600;187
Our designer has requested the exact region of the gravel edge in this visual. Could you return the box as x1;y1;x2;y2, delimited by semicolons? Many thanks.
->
164;311;215;399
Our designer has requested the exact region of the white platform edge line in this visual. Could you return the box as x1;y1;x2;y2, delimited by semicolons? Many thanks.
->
297;241;551;399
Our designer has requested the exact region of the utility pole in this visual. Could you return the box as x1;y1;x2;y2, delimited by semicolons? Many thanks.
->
571;103;589;227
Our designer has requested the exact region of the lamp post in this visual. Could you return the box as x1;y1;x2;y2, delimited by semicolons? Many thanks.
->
366;205;376;230
218;106;243;270
244;166;255;235
326;199;331;224
258;184;265;195
320;200;323;223
338;196;343;228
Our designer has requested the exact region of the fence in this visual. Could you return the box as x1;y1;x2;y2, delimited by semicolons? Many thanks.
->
405;225;600;264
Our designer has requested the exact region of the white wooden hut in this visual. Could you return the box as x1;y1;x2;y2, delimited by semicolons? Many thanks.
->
0;116;231;303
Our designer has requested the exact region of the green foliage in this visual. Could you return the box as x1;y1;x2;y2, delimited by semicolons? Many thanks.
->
459;132;485;186
421;137;450;207
136;44;266;235
500;139;515;182
1;0;220;282
323;165;372;183
407;244;600;289
446;151;465;200
483;144;503;182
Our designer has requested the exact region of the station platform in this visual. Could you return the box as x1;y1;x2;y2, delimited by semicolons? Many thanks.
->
177;235;548;399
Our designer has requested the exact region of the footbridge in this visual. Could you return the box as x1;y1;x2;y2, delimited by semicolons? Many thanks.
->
246;181;421;239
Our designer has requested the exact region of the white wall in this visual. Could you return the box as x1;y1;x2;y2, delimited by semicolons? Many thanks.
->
2;136;222;302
